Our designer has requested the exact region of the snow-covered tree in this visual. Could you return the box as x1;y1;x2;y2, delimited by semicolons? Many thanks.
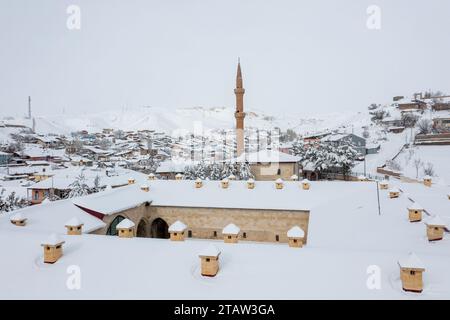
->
67;173;91;198
292;139;358;179
183;161;254;180
0;189;28;214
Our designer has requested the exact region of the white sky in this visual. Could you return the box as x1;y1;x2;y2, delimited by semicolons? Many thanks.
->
0;0;449;117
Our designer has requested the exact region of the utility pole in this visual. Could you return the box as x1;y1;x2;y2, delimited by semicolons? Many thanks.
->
376;181;381;216
28;96;32;119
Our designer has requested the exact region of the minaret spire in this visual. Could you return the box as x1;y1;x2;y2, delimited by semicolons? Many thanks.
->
234;59;246;156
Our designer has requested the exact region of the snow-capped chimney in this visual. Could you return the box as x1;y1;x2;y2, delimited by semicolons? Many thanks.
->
389;187;400;199
275;178;284;190
287;226;305;248
128;178;136;185
247;178;255;189
116;219;135;238
301;179;310;190
398;252;425;293
168;220;187;241
65;217;84;235
10;212;27;227
423;176;432;187
407;203;423;223
222;223;240;243
199;244;221;277
195;178;203;189
425;216;447;241
148;173;156;181
141;185;149;192
379;180;389;190
221;178;229;189
41;234;65;264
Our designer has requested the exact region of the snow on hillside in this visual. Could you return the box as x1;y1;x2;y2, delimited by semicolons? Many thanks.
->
394;146;450;186
2;106;366;136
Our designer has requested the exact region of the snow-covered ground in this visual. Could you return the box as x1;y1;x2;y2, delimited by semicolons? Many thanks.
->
394;146;450;186
0;180;449;299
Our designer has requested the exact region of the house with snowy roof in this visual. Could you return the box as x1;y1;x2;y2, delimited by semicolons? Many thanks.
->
228;149;301;181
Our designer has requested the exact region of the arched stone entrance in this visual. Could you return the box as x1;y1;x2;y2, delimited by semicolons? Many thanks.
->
106;215;125;236
137;219;148;238
150;218;169;239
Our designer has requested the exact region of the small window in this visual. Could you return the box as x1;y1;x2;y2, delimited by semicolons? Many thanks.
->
174;233;177;236
293;239;297;243
228;235;232;239
188;230;192;238
213;231;217;237
121;230;124;233
206;258;210;262
277;169;281;175
243;232;247;239
410;270;416;276
77;226;81;230
276;235;279;242
435;227;439;231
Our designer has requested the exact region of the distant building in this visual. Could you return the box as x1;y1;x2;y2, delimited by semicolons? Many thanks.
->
0;151;12;165
321;133;366;155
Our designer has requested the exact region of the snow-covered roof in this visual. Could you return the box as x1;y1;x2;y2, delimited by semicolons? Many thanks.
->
301;179;310;184
168;220;187;233
425;216;447;227
0;198;105;234
41;233;64;246
287;226;304;238
156;160;188;173
398;253;425;270
275;178;283;183
222;223;240;235
1;180;450;299
198;244;221;257
116;218;135;229
407;202;423;211
389;187;400;193
71;180;319;215
65;217;84;227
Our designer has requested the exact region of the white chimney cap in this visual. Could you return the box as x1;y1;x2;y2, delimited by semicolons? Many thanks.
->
116;218;135;229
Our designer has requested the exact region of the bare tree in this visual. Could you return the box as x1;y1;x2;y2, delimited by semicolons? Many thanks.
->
413;158;422;179
423;162;435;176
401;113;419;128
417;119;433;135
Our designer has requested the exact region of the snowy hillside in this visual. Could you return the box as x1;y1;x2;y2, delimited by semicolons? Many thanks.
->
2;106;366;136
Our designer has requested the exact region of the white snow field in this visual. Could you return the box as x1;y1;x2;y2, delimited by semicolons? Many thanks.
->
0;180;449;299
394;145;450;186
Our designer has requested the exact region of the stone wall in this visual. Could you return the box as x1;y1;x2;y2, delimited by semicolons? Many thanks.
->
250;163;298;181
93;204;310;244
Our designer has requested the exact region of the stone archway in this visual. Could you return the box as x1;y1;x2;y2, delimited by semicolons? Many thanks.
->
150;218;169;239
137;219;148;238
106;215;126;236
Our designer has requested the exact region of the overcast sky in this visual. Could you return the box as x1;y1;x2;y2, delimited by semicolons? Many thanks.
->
1;0;449;117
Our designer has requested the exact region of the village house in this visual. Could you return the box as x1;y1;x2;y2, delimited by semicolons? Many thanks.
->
230;150;300;181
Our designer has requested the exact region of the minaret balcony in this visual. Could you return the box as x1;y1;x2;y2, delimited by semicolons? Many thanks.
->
234;88;245;94
235;111;246;119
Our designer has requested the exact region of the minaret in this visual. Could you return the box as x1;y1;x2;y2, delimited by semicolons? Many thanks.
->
234;59;246;156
